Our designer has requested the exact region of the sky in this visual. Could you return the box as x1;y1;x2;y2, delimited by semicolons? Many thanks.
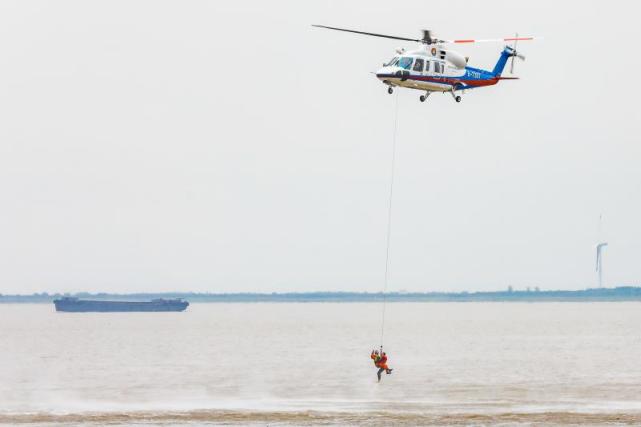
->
0;0;639;294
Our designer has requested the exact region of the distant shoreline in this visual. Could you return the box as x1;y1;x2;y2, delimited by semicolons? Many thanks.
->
2;286;641;303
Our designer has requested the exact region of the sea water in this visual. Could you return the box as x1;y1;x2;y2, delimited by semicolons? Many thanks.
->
1;302;640;425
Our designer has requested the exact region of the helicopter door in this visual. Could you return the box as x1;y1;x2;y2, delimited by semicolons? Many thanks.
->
433;61;444;80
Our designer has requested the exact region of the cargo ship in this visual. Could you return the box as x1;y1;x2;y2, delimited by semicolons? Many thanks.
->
53;297;189;312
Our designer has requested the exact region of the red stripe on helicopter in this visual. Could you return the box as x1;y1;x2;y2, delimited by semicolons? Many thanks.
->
454;79;498;87
410;75;499;87
376;73;511;88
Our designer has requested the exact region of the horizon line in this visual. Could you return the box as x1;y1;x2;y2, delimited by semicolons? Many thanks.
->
3;285;641;297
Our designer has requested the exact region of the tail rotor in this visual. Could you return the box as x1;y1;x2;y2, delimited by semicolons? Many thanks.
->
509;32;526;74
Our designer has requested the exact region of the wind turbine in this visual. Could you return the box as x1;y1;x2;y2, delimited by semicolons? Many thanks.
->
595;242;608;288
595;215;607;288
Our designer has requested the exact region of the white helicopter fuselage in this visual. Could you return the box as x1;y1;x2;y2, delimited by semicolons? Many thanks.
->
374;45;508;99
376;47;467;92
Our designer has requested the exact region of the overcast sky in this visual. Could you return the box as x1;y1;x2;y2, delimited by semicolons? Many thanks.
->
0;0;639;294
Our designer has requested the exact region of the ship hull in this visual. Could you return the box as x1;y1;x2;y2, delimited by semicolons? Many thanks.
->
53;299;189;312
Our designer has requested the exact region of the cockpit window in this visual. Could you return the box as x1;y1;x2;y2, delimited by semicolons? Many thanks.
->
398;57;413;70
413;58;424;72
385;56;399;67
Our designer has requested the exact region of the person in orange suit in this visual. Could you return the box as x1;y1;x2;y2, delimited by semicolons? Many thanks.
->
371;349;393;381
370;349;381;367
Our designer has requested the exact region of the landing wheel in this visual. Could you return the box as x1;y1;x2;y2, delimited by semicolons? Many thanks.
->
455;96;462;103
419;95;427;102
388;87;394;95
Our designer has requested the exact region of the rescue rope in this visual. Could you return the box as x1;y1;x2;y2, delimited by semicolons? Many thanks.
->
380;91;400;348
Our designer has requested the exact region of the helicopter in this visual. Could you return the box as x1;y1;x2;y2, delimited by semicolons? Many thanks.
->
312;25;539;103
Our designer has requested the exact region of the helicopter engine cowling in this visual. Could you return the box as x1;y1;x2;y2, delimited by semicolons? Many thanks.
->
441;50;467;69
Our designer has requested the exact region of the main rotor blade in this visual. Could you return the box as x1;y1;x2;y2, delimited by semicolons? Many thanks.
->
441;36;541;44
312;25;421;43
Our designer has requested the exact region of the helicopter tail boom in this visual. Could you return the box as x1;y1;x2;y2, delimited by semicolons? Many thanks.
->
492;46;521;77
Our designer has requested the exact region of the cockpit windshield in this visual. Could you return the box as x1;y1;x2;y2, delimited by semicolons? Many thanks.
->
398;57;413;70
385;56;400;67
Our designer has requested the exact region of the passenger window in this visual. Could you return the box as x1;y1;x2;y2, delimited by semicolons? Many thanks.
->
413;58;424;72
424;61;430;73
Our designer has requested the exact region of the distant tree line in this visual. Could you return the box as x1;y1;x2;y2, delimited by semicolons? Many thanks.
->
2;287;641;303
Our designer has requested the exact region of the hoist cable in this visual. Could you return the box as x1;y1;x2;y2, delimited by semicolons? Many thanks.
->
380;91;400;348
